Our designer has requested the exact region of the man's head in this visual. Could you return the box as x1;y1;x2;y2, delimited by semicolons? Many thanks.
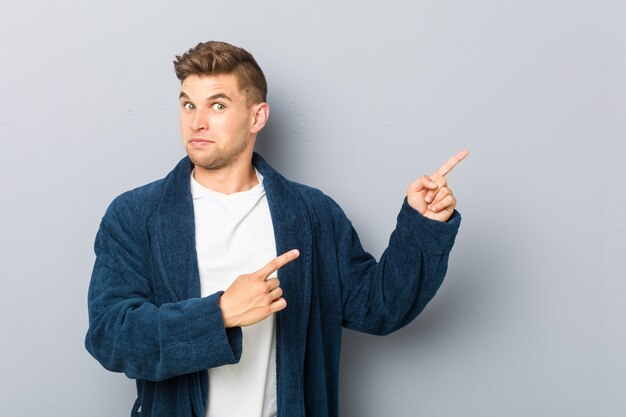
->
174;41;267;107
175;41;270;175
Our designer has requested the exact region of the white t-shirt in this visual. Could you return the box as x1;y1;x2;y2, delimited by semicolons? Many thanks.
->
190;170;277;417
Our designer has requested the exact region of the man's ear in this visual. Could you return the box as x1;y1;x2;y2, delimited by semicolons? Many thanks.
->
250;103;270;134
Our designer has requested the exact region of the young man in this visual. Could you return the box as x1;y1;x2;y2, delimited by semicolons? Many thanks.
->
85;41;466;417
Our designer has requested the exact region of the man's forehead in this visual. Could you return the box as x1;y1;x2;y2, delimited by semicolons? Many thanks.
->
179;74;243;99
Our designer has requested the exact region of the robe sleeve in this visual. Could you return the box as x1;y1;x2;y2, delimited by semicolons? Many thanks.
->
85;195;242;382
333;198;461;335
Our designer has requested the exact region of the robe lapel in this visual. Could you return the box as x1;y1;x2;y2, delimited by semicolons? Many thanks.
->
153;156;201;302
253;153;312;416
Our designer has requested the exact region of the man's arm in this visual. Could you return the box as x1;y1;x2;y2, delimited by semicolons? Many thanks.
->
85;196;242;382
337;151;467;334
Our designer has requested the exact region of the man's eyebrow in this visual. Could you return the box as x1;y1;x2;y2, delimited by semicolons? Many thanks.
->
178;92;233;101
206;93;232;102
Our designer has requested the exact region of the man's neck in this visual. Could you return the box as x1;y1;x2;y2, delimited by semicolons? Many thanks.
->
193;158;259;195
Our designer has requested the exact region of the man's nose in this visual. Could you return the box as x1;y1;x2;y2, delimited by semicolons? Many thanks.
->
191;110;209;130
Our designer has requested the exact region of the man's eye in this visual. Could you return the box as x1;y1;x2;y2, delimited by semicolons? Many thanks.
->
183;102;195;110
212;103;225;111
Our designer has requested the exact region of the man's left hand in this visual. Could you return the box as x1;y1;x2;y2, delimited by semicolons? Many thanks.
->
406;150;469;222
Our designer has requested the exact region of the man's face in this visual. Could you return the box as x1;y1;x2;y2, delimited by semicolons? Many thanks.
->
179;73;257;171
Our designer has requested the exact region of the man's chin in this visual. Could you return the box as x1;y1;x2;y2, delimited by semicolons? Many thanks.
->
187;152;232;171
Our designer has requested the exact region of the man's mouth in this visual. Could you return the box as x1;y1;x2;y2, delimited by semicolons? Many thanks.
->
189;138;214;146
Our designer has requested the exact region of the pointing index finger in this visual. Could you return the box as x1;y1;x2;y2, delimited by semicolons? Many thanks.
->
258;249;300;279
435;149;469;177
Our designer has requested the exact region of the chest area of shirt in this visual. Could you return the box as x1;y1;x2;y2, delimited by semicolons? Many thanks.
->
193;193;277;294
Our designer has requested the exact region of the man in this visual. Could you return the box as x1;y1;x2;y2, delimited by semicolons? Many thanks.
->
85;41;466;417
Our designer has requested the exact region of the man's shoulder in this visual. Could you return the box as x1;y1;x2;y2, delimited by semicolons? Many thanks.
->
254;153;334;211
105;156;191;217
289;180;326;203
119;177;167;203
100;180;163;232
284;179;347;222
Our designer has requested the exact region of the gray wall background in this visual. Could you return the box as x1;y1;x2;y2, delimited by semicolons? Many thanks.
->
1;1;624;416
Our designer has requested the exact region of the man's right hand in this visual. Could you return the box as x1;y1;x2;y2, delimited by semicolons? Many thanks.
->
218;249;300;328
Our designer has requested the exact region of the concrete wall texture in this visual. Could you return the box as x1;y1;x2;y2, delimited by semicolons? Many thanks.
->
1;1;624;416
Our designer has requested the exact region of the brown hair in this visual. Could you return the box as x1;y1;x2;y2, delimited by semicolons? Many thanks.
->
173;41;267;106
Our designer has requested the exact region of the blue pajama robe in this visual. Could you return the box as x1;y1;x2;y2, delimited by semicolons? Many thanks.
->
85;153;461;417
